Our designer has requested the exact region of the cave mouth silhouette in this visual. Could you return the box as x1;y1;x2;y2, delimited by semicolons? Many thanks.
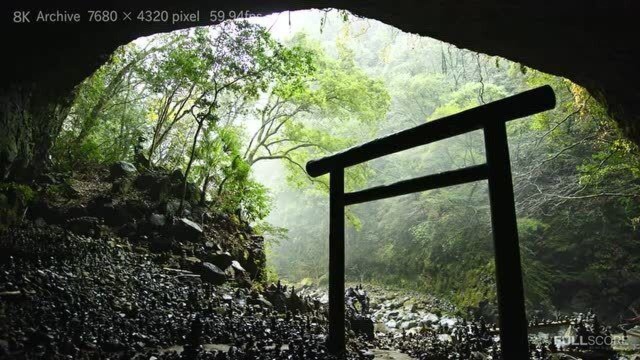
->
3;1;638;123
1;1;639;181
1;3;638;359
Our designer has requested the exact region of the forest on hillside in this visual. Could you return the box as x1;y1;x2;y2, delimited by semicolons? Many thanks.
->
43;10;640;326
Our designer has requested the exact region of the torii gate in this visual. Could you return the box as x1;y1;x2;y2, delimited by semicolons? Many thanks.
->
305;85;556;359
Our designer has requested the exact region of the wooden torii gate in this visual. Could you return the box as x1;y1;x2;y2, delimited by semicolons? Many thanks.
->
305;85;556;359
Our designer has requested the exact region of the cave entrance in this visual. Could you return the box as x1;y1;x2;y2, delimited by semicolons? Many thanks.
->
306;86;556;357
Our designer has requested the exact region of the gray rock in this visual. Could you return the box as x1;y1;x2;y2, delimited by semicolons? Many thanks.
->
197;262;227;285
109;161;137;180
134;173;170;202
385;320;397;328
174;218;202;242
149;213;166;227
388;301;403;310
440;317;458;327
403;312;417;321
89;198;129;227
163;200;181;216
206;251;233;270
230;260;246;272
111;178;132;195
182;256;201;270
406;302;419;312
423;313;439;323
400;320;418;330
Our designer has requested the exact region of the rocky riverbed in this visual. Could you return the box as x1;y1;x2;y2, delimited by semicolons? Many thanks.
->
1;164;639;359
1;221;639;359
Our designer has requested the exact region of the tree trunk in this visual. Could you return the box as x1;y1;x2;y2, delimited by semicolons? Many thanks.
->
179;118;205;214
200;173;210;206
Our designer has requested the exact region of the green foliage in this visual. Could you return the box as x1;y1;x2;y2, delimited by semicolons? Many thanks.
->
54;18;390;223
0;182;35;203
267;11;640;322
0;182;35;229
52;44;148;169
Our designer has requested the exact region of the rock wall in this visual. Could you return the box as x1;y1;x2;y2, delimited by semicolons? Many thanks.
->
0;85;72;181
1;163;268;282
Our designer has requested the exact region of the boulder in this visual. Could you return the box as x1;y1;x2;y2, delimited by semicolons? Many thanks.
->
134;173;170;202
151;179;171;202
109;161;137;180
169;178;200;203
150;234;172;252
134;173;155;190
29;200;65;224
66;205;88;218
204;241;218;250
400;320;418;330
206;251;233;270
174;218;203;242
405;302;419;312
111;178;132;195
225;260;250;286
439;317;458;327
162;200;182;217
196;262;227;285
243;242;265;281
110;204;133;227
422;313;440;324
385;320;397;329
387;301;401;310
230;260;246;273
319;294;329;304
148;213;166;227
88;197;129;226
350;318;375;339
402;312;417;321
181;256;202;271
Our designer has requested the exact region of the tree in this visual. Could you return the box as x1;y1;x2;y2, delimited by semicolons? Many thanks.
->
174;22;317;214
242;33;390;192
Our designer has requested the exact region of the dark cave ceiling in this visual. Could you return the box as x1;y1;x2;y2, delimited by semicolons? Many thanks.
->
2;0;639;143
